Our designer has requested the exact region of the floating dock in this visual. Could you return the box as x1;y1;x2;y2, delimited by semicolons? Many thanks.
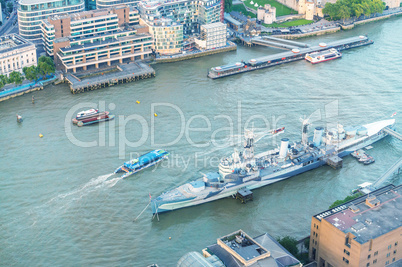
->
66;62;155;94
208;35;373;79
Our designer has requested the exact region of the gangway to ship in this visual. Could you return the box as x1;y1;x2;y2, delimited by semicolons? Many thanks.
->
251;36;309;50
384;127;402;141
371;157;402;189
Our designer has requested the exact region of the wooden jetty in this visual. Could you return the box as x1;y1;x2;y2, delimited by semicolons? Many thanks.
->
66;62;155;94
208;35;373;79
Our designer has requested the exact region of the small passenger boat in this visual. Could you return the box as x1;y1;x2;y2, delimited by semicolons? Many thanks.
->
76;112;114;127
305;48;342;64
114;149;169;178
76;109;99;119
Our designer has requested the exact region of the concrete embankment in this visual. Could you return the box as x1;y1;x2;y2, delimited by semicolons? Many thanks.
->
0;75;58;102
341;12;402;30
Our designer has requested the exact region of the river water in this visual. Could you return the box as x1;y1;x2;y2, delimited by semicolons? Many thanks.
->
1;17;401;266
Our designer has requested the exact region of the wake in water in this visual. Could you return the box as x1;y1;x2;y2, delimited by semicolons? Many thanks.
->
1;172;124;244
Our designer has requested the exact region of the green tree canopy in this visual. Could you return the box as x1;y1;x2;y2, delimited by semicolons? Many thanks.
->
323;0;385;20
8;71;23;85
23;66;39;81
7;2;13;13
37;56;55;78
225;0;233;13
277;236;299;256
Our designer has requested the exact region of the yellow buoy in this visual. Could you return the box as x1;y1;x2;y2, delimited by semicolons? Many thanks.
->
169;237;171;240
154;113;158;117
136;100;140;104
39;134;43;138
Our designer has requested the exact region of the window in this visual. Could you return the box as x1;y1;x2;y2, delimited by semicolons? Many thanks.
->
388;245;392;249
394;250;397;254
366;263;370;267
386;261;389;265
373;259;377;264
343;257;349;264
396;242;398;246
368;254;371;259
344;249;350;256
374;251;378;256
392;258;395;262
386;253;390;257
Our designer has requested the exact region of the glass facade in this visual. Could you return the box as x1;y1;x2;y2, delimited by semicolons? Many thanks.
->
18;0;85;41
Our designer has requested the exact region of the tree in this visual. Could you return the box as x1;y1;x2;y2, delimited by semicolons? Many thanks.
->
23;66;39;81
339;5;351;23
8;71;23;85
7;2;12;13
0;74;7;85
329;192;364;209
277;236;299;256
37;56;55;78
323;3;338;20
225;0;233;13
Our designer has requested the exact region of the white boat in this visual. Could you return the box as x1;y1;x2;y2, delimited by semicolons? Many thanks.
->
76;109;99;119
305;48;342;64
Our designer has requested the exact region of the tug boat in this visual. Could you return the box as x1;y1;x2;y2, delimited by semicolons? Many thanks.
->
114;149;169;178
305;48;342;64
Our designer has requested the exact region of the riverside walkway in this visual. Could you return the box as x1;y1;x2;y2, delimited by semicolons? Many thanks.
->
251;36;309;50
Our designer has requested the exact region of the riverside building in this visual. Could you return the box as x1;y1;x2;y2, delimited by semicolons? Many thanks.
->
137;0;223;54
194;22;226;50
41;5;152;73
309;184;402;267
96;0;139;9
18;0;85;43
0;34;37;77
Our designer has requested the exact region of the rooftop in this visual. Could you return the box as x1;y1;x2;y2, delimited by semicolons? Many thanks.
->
48;5;133;22
202;22;226;30
20;0;83;6
206;230;301;267
315;184;402;244
0;34;34;56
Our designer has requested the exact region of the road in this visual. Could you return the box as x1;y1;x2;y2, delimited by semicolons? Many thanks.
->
0;0;18;36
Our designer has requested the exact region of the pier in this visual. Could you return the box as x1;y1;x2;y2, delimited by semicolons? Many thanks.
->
66;62;155;94
208;35;373;79
371;157;402;189
383;127;402;141
251;36;309;50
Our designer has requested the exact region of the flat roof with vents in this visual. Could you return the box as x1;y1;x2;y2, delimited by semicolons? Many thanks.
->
315;184;402;244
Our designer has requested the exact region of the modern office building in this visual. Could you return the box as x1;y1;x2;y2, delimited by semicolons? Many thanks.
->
18;0;85;43
41;5;140;56
139;17;183;54
309;184;402;267
41;5;152;73
137;0;222;36
137;0;222;54
195;22;226;50
0;34;37;77
85;0;97;10
96;0;139;9
178;229;302;266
